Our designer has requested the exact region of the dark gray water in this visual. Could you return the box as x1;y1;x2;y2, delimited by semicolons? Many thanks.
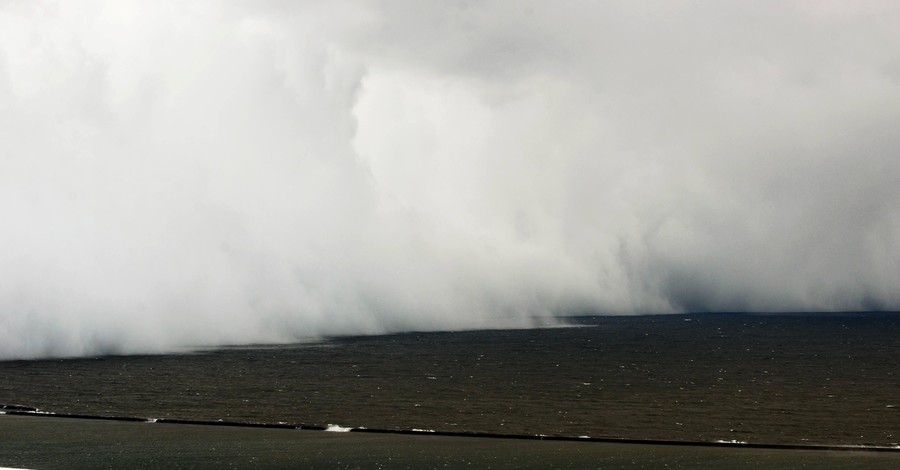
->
1;313;898;446
4;414;900;469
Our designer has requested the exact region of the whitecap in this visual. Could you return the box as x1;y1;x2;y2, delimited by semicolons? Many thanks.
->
325;424;352;432
715;439;747;444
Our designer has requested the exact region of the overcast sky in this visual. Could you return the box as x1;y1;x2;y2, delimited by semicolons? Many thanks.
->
2;1;899;359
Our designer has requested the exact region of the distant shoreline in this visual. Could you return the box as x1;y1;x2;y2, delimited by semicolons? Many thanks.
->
4;406;898;453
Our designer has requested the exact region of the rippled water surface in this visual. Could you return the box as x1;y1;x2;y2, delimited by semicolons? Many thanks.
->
2;313;898;446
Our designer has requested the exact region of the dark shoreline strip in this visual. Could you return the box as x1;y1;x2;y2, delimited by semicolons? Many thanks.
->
2;407;898;453
155;417;325;431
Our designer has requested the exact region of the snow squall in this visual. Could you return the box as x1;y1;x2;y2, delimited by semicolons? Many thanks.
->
1;1;899;359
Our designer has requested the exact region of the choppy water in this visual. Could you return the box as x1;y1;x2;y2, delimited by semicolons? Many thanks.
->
1;313;898;446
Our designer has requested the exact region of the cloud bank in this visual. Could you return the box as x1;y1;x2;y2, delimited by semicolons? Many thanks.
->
2;1;899;358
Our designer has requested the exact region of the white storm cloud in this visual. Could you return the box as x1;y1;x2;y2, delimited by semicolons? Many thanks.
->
1;1;899;359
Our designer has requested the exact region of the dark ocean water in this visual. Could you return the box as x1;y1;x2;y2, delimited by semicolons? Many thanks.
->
1;313;898;446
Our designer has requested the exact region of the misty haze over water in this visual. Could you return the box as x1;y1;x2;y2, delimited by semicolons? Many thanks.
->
2;2;900;359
